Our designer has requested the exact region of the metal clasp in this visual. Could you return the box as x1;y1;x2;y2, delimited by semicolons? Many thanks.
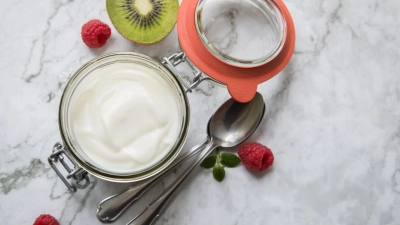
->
162;52;221;93
48;142;90;192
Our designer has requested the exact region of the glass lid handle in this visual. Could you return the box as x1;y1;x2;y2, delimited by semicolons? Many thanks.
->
48;142;90;192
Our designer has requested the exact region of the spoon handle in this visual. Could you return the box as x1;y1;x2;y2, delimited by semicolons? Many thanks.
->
127;141;218;225
97;138;209;223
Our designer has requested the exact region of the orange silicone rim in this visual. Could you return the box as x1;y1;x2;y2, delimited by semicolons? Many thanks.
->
177;0;295;102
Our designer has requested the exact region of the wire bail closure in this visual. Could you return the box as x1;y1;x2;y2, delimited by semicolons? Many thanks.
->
48;142;90;192
162;52;222;93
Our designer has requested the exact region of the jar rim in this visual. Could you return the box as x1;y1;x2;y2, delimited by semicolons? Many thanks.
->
58;52;190;183
195;0;287;68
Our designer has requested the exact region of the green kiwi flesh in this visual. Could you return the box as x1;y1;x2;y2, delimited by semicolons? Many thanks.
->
107;0;179;45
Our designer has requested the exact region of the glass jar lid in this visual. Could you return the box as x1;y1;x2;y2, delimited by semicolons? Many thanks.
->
177;0;296;103
195;0;286;68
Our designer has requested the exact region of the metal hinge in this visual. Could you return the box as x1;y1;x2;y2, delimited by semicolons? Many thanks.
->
48;142;90;192
162;52;220;93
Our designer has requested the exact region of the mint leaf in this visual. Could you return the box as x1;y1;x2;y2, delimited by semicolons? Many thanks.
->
220;153;241;168
212;165;225;182
200;156;217;168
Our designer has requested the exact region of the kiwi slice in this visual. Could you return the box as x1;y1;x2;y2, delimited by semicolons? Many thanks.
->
107;0;179;45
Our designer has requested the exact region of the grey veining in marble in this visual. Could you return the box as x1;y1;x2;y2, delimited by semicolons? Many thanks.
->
1;0;400;224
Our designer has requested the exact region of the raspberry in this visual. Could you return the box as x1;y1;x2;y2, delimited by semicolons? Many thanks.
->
81;19;111;48
33;214;59;225
238;142;274;171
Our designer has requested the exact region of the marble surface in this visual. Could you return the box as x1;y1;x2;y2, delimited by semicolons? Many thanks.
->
1;0;400;224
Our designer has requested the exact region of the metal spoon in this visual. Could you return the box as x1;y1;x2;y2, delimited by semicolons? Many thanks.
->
97;139;209;223
97;93;265;223
127;92;265;225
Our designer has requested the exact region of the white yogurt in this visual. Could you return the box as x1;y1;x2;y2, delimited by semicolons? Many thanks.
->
69;62;180;173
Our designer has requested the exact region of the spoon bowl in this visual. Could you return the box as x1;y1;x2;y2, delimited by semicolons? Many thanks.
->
209;92;265;148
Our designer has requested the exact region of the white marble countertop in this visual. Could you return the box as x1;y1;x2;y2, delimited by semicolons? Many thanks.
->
1;0;400;224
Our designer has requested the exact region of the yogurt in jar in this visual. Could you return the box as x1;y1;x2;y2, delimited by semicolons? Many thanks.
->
69;62;180;173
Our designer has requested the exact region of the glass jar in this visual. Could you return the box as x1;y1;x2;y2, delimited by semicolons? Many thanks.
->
49;52;189;192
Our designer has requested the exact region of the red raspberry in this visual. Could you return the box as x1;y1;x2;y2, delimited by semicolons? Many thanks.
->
238;142;274;171
33;214;59;225
81;19;111;48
